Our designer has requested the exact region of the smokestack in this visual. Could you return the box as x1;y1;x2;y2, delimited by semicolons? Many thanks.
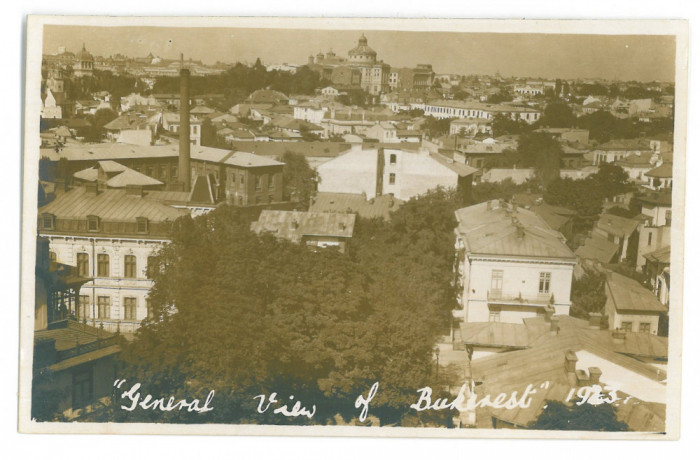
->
179;54;191;192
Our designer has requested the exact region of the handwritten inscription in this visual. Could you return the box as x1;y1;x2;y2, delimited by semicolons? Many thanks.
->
114;379;214;413
355;382;379;422
253;393;317;419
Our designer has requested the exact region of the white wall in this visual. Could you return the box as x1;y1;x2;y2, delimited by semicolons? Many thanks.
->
317;148;378;197
458;258;574;323
42;234;166;333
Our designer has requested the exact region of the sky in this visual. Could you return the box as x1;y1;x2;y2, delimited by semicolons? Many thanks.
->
42;26;676;82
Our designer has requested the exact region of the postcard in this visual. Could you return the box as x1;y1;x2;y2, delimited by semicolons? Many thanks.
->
18;16;688;439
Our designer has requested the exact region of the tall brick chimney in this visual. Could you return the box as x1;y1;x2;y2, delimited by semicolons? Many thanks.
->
179;53;191;192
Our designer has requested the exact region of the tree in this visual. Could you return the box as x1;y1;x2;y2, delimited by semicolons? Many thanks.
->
517;132;563;186
537;101;576;128
117;190;460;425
529;400;628;431
492;113;532;137
570;267;607;320
422;116;454;138
278;151;318;209
487;88;513;103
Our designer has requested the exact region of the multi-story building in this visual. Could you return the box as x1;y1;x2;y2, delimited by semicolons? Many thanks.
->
37;183;190;333
73;44;94;78
421;100;542;123
605;272;667;335
39;143;285;206
453;200;577;324
317;144;476;202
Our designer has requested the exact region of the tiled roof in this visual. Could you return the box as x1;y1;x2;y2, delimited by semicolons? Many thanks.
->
251;210;356;242
39;187;188;222
455;200;576;260
606;272;668;313
309;192;403;221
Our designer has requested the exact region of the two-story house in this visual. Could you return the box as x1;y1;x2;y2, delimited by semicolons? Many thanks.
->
453;200;577;324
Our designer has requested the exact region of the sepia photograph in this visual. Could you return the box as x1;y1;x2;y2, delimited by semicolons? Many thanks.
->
18;15;688;440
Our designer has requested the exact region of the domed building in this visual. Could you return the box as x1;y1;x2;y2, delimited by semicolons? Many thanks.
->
348;34;377;65
346;34;389;97
73;44;94;77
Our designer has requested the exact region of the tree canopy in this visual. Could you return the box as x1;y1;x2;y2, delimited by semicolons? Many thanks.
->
529;400;629;431
116;189;461;425
278;151;318;210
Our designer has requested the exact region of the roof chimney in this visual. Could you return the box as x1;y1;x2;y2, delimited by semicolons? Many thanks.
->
550;316;560;334
179;53;191;192
564;350;578;374
588;367;602;385
84;182;99;195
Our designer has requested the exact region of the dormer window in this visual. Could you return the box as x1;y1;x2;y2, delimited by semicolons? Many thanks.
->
137;217;149;234
87;215;100;232
41;213;55;230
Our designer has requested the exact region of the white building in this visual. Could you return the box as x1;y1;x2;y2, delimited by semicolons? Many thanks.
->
37;184;189;333
422;100;542;123
605;272;667;335
317;145;477;202
454;200;577;324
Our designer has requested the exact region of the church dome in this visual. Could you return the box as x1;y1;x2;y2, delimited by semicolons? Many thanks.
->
348;34;377;59
76;44;94;62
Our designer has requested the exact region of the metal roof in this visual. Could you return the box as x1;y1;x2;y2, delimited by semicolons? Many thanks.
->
251;210;356;242
606;272;668;313
39;187;188;222
596;213;641;238
455;200;576;260
309;192;402;221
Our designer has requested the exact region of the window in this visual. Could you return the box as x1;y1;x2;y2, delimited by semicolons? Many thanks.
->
389;154;397;165
124;255;137;279
639;322;651;334
489;307;501;323
146;166;154;177
159;165;167;180
87;216;100;232
97;296;111;319
171;164;178;179
76;253;89;277
539;272;551;294
78;295;90;319
268;195;274;203
268;176;275;190
239;173;245;187
97;254;110;277
124;297;137;321
146;298;153;320
648;232;653;246
49;251;56;263
621;322;633;332
255;175;263;191
136;217;149;234
389;173;396;185
491;270;503;295
42;213;55;230
72;366;93;410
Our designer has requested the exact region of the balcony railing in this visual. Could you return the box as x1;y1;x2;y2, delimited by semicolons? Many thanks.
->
487;289;554;306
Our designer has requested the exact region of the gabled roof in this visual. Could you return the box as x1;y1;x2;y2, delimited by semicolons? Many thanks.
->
606;272;668;313
251;210;356;243
575;235;619;263
454;200;575;260
105;168;163;188
596;213;640;238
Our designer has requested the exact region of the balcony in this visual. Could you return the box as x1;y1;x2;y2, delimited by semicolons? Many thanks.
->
487;289;554;307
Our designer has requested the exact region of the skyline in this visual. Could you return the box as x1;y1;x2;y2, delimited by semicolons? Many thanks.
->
43;26;676;83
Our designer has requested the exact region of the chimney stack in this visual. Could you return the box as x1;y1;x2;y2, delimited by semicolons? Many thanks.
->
588;367;602;385
564;350;578;374
179;53;191;192
588;312;602;329
550;316;560;334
